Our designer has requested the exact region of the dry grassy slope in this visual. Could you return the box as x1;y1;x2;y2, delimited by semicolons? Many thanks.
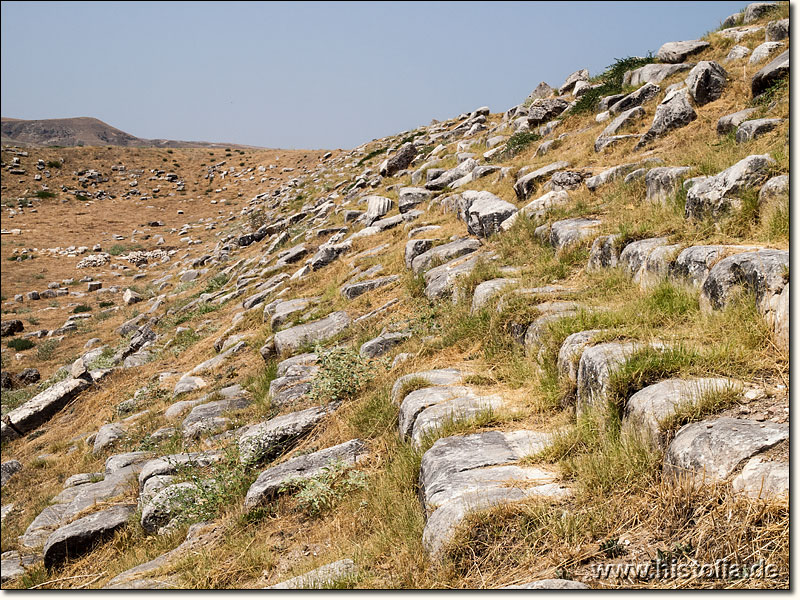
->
0;3;789;590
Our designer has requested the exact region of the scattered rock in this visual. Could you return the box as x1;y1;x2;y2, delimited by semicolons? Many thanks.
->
411;238;480;274
398;187;432;213
743;2;779;24
646;166;691;204
684;154;774;219
1;460;22;487
725;45;752;62
0;320;24;337
122;289;143;305
751;50;788;97
636;88;697;149
624;63;694;86
735;118;784;143
458;191;517;238
341;275;399;300
749;41;784;65
43;504;135;569
267;559;358;589
685;61;728;105
716;108;758;135
765;18;789;41
380;143;416;177
359;331;411;358
657;40;710;63
513;161;570;201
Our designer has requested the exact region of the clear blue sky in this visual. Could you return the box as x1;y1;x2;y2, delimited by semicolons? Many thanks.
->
1;1;747;149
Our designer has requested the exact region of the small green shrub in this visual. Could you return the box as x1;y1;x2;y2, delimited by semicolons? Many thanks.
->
99;301;115;308
46;160;62;169
7;338;34;351
279;460;368;517
167;328;201;355
498;131;541;160
108;244;141;256
161;452;254;528
308;345;378;404
7;254;35;262
87;347;115;370
357;147;386;166
72;304;92;314
36;339;59;361
34;190;56;199
567;55;657;116
203;273;229;294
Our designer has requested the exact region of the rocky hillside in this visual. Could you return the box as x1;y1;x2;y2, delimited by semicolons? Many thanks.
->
1;117;259;149
0;2;789;589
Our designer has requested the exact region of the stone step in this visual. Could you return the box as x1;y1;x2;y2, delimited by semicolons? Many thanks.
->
419;430;567;557
663;417;787;498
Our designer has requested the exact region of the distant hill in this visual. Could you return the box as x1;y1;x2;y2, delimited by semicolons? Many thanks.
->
0;116;261;149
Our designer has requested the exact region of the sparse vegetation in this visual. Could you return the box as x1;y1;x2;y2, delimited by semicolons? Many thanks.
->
6;338;34;351
280;460;368;517
308;345;380;404
494;131;541;160
567;55;658;116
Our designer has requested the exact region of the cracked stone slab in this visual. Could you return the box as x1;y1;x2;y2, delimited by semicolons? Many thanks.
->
419;431;567;556
663;417;788;485
391;368;472;404
576;341;666;416
43;504;135;569
340;275;399;300
1;378;91;442
471;278;519;313
623;378;740;448
411;238;480;274
273;312;351;355
245;439;368;509
238;405;332;465
267;559;358;589
410;394;505;447
685;154;775;219
669;245;761;288
359;331;411;358
423;251;496;301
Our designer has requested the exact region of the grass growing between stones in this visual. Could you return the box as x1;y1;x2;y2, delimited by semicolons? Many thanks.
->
658;385;742;436
437;479;788;589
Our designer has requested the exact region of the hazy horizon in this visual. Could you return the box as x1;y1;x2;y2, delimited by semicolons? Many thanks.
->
2;1;746;149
